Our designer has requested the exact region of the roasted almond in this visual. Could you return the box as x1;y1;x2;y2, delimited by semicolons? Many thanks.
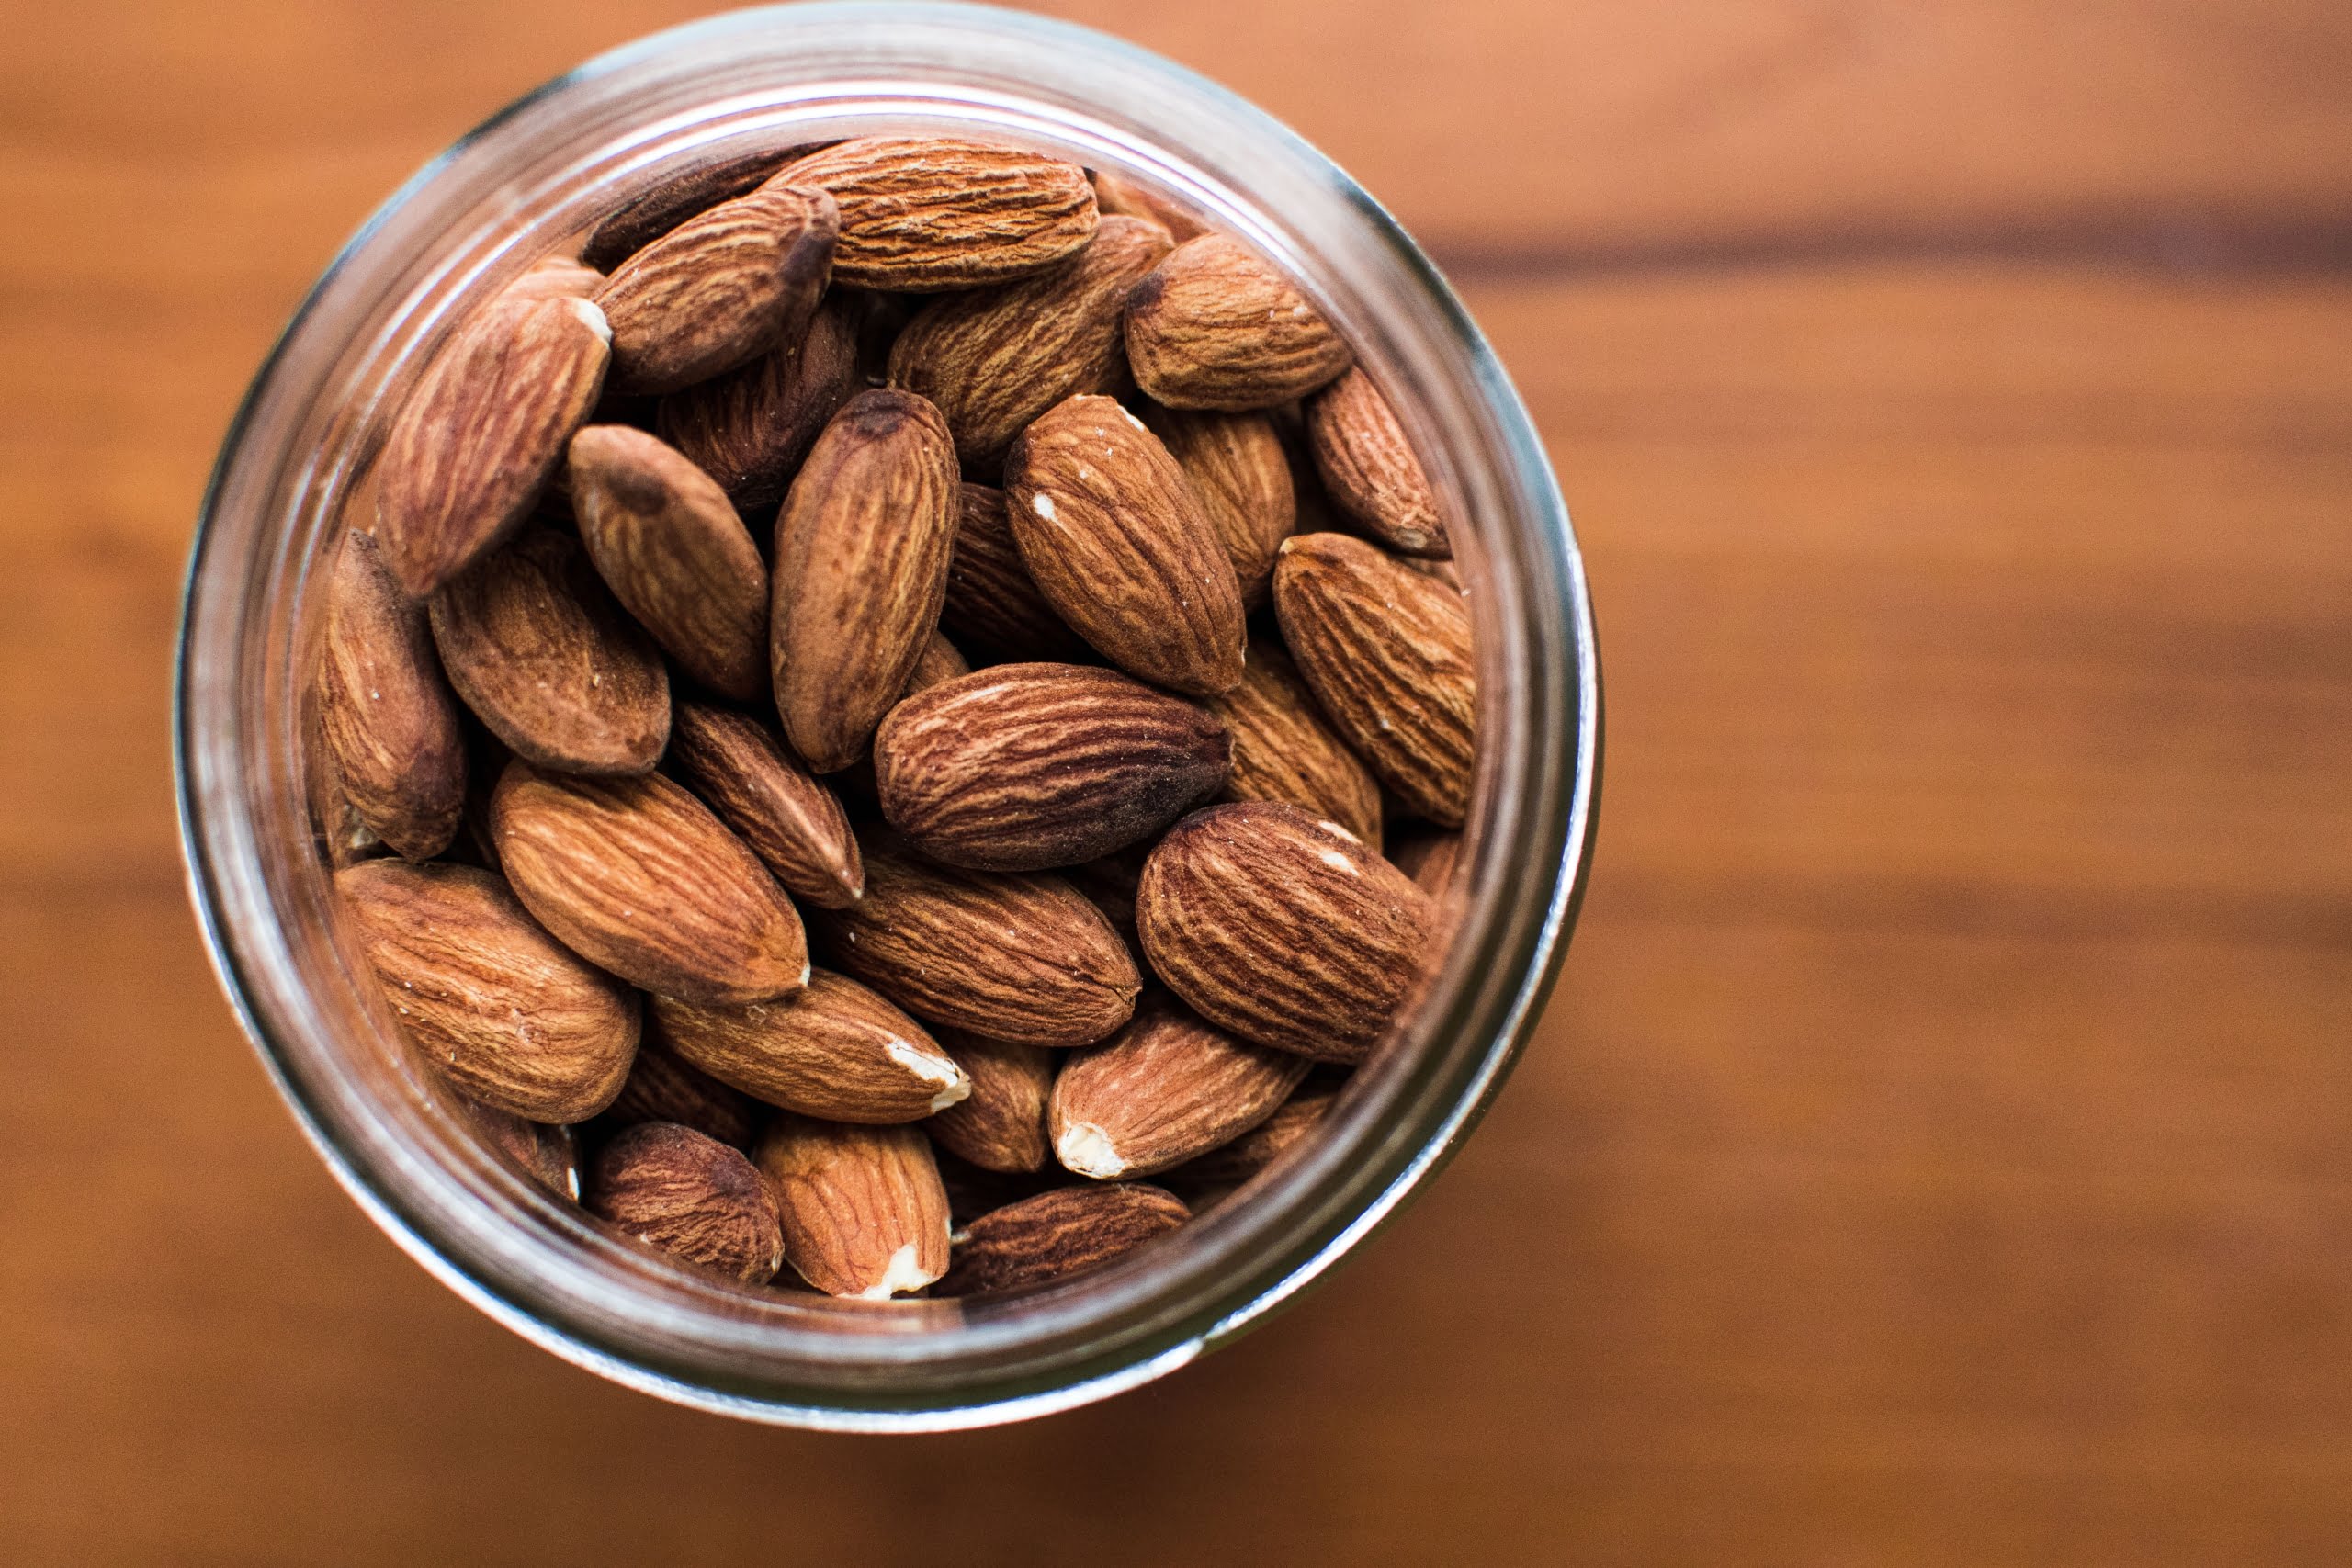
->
1166;1079;1338;1195
1090;167;1207;243
771;389;959;771
1139;404;1295;608
581;144;819;272
936;1183;1188;1297
754;1116;952;1298
569;425;768;701
1136;801;1434;1063
779;138;1098;290
927;1031;1055;1174
377;293;611;597
428;528;671;777
812;846;1140;1048
1272;532;1476;827
461;1099;582;1199
940;481;1090;661
1001;393;1246;695
906;629;971;692
1124;234;1351;412
1386;828;1462;897
1048;994;1308;1179
336;859;640;1122
1063;849;1147;958
489;761;809;1007
315;529;466;860
649;970;970;1123
1306;367;1448;558
875;663;1230;871
666;700;863;909
656;291;859;510
503;254;605;303
585;1122;783;1283
598;1036;763;1150
1204;637;1382;847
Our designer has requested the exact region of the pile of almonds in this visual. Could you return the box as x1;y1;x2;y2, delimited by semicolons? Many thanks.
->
311;138;1476;1301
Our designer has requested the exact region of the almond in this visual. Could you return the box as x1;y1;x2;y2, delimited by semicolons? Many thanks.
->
1204;637;1382;847
754;1116;951;1297
1124;234;1351;411
1090;167;1207;243
503;254;605;303
377;293;611;596
461;1099;582;1200
656;291;859;510
940;481;1090;661
581;144;820;272
1048;994;1308;1179
1063;850;1147;958
1272;532;1476;827
875;663;1230;871
811;846;1140;1048
598;1037;762;1151
585;1122;783;1283
1001;393;1245;695
927;1032;1055;1174
569;425;768;701
335;860;640;1122
779;138;1098;290
666;701;863;909
649;970;970;1123
1306;367;1448;558
1386;828;1462;897
315;529;466;860
887;215;1173;467
1136;801;1434;1062
772;389;959;771
489;760;808;1007
935;1183;1188;1296
906;629;972;692
1139;404;1295;608
1166;1079;1338;1194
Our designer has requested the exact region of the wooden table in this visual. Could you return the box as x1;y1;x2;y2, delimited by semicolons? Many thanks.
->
5;2;2347;1561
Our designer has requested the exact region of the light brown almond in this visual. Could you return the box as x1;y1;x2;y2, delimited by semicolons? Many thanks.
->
754;1116;951;1297
649;970;970;1123
461;1100;582;1199
927;1032;1055;1174
315;529;466;859
1204;637;1382;847
1090;167;1207;243
586;1122;783;1283
779;138;1098;290
1306;366;1449;558
1139;404;1295;608
940;481;1090;661
656;291;859;510
666;700;863;909
502;254;605;303
581;143;820;272
597;1036;763;1150
1124;234;1351;411
936;1183;1188;1297
906;629;971;692
1048;994;1308;1179
1386;828;1462;897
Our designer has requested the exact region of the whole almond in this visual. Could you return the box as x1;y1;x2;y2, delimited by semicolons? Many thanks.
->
887;215;1173;467
754;1116;951;1298
656;291;859;510
1204;637;1382;847
1090;167;1207;243
667;701;863;908
927;1032;1055;1174
875;663;1230;871
585;1122;783;1283
772;389;959;771
649;970;971;1123
461;1099;582;1199
1002;393;1246;695
1272;532;1476;827
1139;404;1295;608
1306;367;1448;558
315;529;466;860
599;1036;763;1150
489;761;808;1007
581;144;820;272
779;138;1098;290
1124;234;1351;412
936;1183;1188;1297
1386;828;1462;897
940;482;1090;661
1166;1079;1338;1194
569;425;768;700
812;847;1140;1048
428;528;670;776
336;860;640;1122
1136;802;1434;1063
1049;994;1308;1179
377;293;611;597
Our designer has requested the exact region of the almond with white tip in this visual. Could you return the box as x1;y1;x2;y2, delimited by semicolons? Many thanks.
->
1048;994;1307;1179
754;1116;952;1298
649;970;971;1124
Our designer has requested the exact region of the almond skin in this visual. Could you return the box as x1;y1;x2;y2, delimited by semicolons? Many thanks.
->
887;215;1173;467
906;629;972;692
336;860;640;1122
754;1116;952;1298
1139;405;1296;608
1124;235;1351;412
927;1031;1055;1174
585;1122;784;1283
649;970;971;1124
1167;1079;1338;1194
569;425;768;701
1136;802;1434;1063
1204;637;1382;848
875;663;1230;872
581;144;818;272
1386;828;1462;897
1048;994;1308;1179
1002;393;1246;696
1306;367;1449;558
502;254;605;304
461;1100;582;1200
598;1037;763;1150
489;761;809;1007
377;293;611;597
771;389;960;772
666;701;863;909
656;291;859;511
779;138;1098;290
427;528;671;777
940;482;1090;661
811;847;1140;1048
315;529;466;860
1090;167;1207;243
1272;532;1476;828
935;1183;1188;1297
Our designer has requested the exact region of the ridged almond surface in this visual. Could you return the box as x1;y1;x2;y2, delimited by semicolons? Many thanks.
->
585;1122;783;1283
1204;637;1382;848
336;860;639;1122
489;761;808;1007
569;425;768;700
754;1116;951;1298
940;482;1090;661
599;1037;763;1150
427;528;670;777
1387;829;1463;897
887;215;1173;467
812;847;1140;1048
771;389;959;771
936;1183;1188;1297
1002;394;1245;695
667;701;863;909
1090;167;1207;243
1167;1080;1338;1192
1272;532;1476;827
581;143;818;272
502;254;605;303
1136;801;1434;1062
1139;404;1295;608
1124;235;1351;412
461;1100;581;1200
906;630;972;692
927;1032;1055;1174
778;137;1098;290
377;293;610;596
1306;367;1449;558
315;529;466;859
649;970;970;1124
656;292;859;510
1048;994;1308;1179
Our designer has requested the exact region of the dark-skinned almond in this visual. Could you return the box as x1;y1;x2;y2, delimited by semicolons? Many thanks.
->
315;529;466;859
657;291;859;511
935;1183;1188;1297
585;1122;783;1282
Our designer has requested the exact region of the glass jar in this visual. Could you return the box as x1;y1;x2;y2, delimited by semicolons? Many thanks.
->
175;0;1600;1430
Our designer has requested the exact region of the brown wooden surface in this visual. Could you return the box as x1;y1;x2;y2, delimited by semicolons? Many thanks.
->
5;2;2350;1562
